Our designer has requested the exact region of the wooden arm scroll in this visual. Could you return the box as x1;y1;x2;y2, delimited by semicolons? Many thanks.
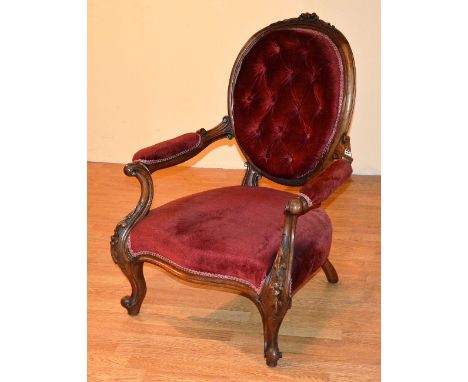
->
145;116;234;173
110;162;154;265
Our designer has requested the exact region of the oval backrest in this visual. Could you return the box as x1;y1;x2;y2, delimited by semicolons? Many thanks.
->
228;14;355;185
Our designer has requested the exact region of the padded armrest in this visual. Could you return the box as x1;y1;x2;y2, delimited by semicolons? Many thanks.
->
299;159;352;209
133;132;202;164
131;117;233;172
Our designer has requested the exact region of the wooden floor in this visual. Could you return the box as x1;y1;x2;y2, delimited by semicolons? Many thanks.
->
88;163;380;381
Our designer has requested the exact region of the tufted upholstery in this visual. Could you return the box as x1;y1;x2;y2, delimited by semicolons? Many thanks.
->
133;132;201;164
128;186;332;292
232;28;343;179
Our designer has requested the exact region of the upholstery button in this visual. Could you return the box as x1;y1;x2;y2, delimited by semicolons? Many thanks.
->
265;95;276;108
243;93;254;106
271;42;280;54
292;112;300;120
255;63;267;74
284;68;294;82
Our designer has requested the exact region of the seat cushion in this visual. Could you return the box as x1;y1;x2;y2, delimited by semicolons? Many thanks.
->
128;186;332;292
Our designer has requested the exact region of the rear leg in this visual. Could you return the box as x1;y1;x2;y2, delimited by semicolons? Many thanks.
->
322;259;339;283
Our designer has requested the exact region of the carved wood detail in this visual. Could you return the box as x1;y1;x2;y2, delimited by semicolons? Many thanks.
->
256;197;304;366
242;162;262;186
110;163;154;264
110;162;153;314
269;12;320;28
332;133;353;163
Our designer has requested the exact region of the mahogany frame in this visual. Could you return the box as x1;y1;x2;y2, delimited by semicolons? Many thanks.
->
110;12;355;367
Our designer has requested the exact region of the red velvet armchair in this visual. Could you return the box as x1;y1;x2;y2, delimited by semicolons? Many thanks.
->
110;13;355;367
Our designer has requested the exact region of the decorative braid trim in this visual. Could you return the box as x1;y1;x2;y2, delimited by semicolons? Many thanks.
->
127;236;266;293
299;192;313;207
136;134;202;165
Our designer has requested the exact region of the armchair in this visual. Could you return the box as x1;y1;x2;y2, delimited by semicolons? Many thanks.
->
110;12;355;367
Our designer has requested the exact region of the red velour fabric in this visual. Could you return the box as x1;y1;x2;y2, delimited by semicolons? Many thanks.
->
128;186;332;292
233;28;343;179
133;133;201;164
300;159;352;208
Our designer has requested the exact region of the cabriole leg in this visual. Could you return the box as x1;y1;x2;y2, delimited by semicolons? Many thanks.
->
260;303;288;367
119;260;147;315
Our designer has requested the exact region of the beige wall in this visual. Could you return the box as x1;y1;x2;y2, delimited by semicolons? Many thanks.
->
88;0;380;174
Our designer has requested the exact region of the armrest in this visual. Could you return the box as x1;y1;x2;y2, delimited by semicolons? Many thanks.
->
133;132;201;164
258;159;352;317
299;159;353;209
132;116;234;173
111;116;233;257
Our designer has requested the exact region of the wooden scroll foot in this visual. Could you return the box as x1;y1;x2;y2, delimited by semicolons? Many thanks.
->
259;303;288;367
263;312;286;367
322;259;339;283
120;261;147;316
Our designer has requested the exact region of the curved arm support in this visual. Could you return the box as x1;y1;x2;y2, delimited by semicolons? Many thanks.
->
143;116;234;173
110;162;154;265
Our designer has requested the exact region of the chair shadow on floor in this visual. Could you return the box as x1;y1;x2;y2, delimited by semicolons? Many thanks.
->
139;262;342;368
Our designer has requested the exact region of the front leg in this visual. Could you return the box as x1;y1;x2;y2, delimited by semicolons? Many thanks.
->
110;162;153;315
258;281;290;367
258;198;303;366
120;260;146;315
